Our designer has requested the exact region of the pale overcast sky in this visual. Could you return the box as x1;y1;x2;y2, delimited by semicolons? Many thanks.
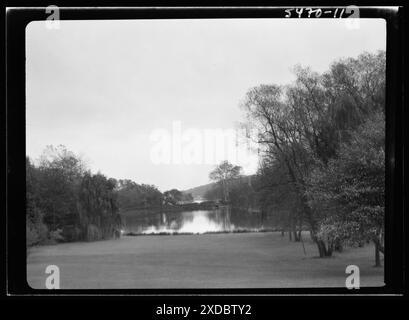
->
26;18;386;191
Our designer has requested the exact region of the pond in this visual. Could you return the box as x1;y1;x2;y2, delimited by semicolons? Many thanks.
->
121;206;277;234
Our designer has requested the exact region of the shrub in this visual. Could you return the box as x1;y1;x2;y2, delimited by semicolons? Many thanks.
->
26;210;48;247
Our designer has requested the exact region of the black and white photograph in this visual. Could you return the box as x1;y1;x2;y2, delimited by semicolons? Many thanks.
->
5;6;405;296
24;14;387;290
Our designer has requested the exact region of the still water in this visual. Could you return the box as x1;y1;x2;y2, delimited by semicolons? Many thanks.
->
122;206;275;234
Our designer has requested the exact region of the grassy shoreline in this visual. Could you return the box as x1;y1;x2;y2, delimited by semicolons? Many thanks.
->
119;202;221;216
27;231;383;289
124;228;279;236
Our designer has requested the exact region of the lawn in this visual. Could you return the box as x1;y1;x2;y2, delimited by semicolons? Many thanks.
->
27;232;384;289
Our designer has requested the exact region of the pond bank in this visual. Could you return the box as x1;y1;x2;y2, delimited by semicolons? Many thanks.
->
120;201;221;216
27;231;383;289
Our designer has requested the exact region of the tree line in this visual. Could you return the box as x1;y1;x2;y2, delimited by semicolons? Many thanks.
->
205;51;385;266
117;180;193;210
26;145;193;247
26;145;121;246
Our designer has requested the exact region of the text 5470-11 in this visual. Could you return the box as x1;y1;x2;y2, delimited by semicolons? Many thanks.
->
200;305;251;315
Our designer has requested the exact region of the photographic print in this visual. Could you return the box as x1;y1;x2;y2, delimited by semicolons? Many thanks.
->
25;16;386;289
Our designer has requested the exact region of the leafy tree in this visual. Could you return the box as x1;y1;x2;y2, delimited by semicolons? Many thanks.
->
209;161;242;202
36;145;85;230
26;158;48;248
242;51;385;257
242;83;328;253
26;146;85;246
116;179;138;208
26;145;121;244
78;172;121;241
256;159;303;241
163;189;184;205
307;112;385;265
116;179;163;209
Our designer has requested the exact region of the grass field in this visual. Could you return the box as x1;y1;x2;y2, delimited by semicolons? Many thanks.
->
27;232;384;289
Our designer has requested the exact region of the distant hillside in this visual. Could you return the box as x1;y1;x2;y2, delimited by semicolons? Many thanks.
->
183;182;216;199
183;175;256;200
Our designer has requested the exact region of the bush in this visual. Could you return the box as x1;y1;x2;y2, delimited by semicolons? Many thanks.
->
47;228;65;244
26;210;48;247
26;208;66;249
62;225;82;242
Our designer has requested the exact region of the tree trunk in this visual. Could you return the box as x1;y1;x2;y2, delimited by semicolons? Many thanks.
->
303;208;332;257
293;229;300;242
292;217;300;241
300;232;307;256
222;179;229;203
334;239;343;252
261;208;266;224
296;192;327;256
327;242;334;257
317;240;326;257
284;163;331;257
314;239;333;258
374;240;381;267
373;233;384;267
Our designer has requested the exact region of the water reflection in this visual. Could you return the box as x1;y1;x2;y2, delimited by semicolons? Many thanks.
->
122;206;272;234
